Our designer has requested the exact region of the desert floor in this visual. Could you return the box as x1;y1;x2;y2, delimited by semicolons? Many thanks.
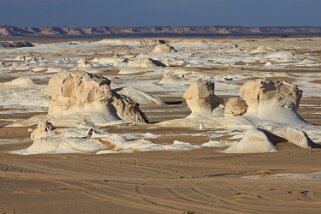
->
0;37;320;213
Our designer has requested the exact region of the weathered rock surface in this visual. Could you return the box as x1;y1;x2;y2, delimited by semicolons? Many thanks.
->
183;80;223;117
47;71;147;124
224;97;247;117
240;79;306;125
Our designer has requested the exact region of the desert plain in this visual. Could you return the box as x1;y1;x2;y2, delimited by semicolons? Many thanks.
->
0;36;321;213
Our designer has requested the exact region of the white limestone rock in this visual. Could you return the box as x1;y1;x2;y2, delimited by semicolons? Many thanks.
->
240;79;306;126
224;129;277;153
183;80;223;118
47;71;147;125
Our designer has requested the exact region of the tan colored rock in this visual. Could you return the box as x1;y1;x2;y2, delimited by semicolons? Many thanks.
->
47;71;147;124
31;121;54;140
239;79;305;125
224;97;247;117
183;80;223;117
77;58;92;69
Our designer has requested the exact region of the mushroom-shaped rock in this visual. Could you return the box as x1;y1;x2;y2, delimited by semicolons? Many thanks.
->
224;129;277;153
240;79;305;126
224;97;247;117
183;80;223;118
47;71;147;124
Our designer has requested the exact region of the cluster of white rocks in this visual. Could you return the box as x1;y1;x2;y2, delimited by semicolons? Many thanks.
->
10;70;320;154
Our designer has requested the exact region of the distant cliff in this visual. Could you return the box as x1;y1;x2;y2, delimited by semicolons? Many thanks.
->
1;26;321;37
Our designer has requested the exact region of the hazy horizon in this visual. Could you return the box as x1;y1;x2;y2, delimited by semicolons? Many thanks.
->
1;0;321;27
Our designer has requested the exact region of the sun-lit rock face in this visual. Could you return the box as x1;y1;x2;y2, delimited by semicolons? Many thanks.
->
47;71;147;124
239;79;305;125
183;80;223;117
224;97;247;117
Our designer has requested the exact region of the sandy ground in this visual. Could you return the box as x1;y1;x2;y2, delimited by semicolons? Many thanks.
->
1;145;321;213
0;37;321;213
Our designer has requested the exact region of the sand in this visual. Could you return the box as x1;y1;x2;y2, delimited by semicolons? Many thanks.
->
1;145;321;213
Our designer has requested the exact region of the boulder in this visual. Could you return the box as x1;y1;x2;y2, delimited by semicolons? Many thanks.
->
224;97;247;117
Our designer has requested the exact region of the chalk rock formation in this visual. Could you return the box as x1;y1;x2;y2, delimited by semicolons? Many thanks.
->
153;44;177;53
47;71;147;124
77;58;92;69
183;80;223;117
127;58;166;68
16;120;107;155
224;97;247;117
272;127;315;149
116;87;164;105
31;121;55;140
240;79;305;125
224;129;277;153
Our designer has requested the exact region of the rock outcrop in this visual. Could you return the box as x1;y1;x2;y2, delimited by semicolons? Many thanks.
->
224;97;247;117
183;80;223;117
77;58;92;69
272;127;315;149
224;129;277;153
153;44;177;53
47;71;147;124
240;79;306;125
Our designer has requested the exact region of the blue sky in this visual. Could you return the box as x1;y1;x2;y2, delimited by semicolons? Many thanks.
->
1;0;320;27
